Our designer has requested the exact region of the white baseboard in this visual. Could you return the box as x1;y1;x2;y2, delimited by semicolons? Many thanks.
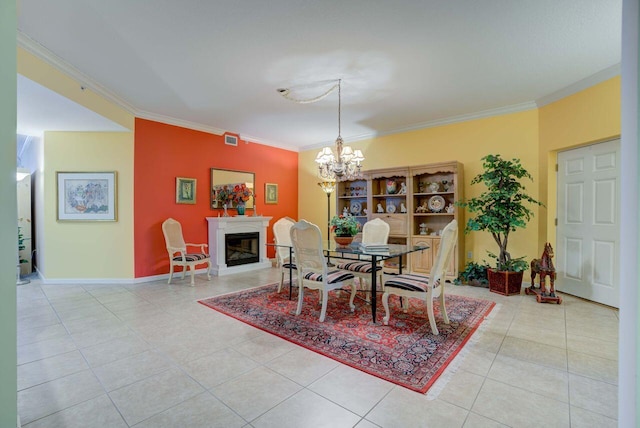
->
37;267;213;285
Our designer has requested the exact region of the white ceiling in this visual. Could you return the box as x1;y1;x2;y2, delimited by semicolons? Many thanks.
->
16;0;622;151
17;75;128;137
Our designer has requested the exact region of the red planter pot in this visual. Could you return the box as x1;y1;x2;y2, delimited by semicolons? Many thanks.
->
334;236;354;247
487;269;524;296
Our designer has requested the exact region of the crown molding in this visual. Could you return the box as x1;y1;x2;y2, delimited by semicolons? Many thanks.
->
136;110;226;135
536;63;621;107
301;64;622;152
17;31;300;152
300;101;538;151
18;29;620;153
18;31;140;115
135;112;299;152
237;133;301;152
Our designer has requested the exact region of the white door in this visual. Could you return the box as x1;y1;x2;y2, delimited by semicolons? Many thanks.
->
556;139;620;307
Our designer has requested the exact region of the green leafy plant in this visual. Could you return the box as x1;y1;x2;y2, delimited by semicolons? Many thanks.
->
330;215;360;237
455;261;490;285
457;154;543;271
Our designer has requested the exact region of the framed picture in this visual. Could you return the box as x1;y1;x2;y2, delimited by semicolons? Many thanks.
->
176;177;197;204
211;168;255;209
57;172;117;221
265;183;278;204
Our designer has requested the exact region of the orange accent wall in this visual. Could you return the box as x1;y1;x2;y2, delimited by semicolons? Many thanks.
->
134;118;298;278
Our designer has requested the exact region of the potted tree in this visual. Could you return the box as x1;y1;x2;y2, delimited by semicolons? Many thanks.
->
458;154;543;295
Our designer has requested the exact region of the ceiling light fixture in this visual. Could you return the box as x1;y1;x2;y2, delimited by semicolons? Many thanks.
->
277;79;365;181
315;79;364;181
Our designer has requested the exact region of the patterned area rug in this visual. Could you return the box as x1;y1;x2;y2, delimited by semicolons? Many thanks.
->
198;283;494;393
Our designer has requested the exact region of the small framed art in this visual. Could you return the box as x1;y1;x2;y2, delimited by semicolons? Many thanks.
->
265;183;278;204
57;171;117;221
176;177;197;204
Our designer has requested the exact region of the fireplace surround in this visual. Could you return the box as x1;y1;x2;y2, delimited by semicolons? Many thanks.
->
206;216;272;276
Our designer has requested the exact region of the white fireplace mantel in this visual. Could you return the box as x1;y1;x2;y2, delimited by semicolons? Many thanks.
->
206;216;273;276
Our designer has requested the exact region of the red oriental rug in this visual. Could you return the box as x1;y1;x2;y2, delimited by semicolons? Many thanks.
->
198;283;494;393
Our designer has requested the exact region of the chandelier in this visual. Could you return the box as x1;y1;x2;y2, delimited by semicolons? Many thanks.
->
314;80;364;181
277;79;365;182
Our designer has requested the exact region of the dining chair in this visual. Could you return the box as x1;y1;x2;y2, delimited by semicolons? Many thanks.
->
161;218;211;286
290;220;357;322
382;219;458;334
273;216;297;292
336;218;390;299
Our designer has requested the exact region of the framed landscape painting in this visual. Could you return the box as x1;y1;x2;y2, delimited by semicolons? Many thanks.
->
57;171;117;221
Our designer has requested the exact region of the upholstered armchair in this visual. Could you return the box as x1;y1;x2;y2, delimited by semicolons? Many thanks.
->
161;218;211;286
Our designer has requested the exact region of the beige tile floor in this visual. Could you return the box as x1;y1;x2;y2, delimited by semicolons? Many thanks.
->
16;268;619;427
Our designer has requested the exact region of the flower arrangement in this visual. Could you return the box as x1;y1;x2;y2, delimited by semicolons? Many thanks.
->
330;214;360;237
215;183;253;207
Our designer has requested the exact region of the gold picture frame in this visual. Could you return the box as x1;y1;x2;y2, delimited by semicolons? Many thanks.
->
210;168;255;209
265;183;278;204
176;177;197;204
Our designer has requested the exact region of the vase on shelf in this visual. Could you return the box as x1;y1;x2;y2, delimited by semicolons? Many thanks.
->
334;235;354;247
386;180;397;194
236;203;246;216
222;203;230;217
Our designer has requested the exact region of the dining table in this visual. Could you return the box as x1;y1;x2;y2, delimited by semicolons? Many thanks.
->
267;241;429;323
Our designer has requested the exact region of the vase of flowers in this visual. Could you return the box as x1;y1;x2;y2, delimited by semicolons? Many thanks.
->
330;214;360;247
214;183;253;216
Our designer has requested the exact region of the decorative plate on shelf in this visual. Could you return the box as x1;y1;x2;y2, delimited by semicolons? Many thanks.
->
386;203;396;213
350;202;362;215
428;195;445;212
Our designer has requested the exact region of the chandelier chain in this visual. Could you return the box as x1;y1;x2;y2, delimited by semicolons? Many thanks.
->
278;78;365;182
337;79;341;138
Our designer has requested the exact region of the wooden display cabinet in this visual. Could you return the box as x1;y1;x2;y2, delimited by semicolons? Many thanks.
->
332;162;463;278
336;178;369;229
367;167;409;272
411;236;456;277
410;161;464;280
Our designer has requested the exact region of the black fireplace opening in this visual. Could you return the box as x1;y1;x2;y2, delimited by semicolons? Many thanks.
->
225;232;260;267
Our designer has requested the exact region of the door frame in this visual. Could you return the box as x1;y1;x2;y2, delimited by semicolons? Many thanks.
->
543;137;621;270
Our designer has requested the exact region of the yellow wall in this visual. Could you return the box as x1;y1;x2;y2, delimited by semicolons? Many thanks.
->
43;132;135;279
301;78;621;271
300;109;541;266
538;77;621;249
19;46;137;281
17;48;134;131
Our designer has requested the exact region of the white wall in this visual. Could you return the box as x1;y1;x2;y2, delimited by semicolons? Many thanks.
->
20;136;44;275
619;0;639;425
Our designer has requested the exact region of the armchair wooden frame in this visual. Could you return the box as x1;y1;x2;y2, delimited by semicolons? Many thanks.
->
290;220;357;322
336;217;390;299
382;219;458;335
162;218;212;286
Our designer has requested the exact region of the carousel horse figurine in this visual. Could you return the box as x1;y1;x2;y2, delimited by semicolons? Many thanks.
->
530;243;556;297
